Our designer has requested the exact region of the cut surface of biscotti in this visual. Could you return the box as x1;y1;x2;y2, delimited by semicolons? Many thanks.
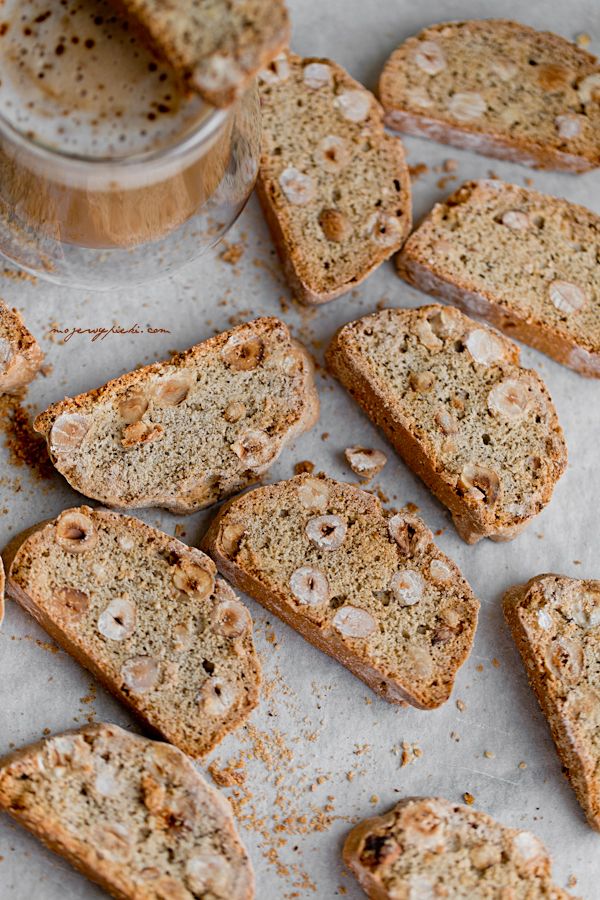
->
203;474;479;708
0;300;44;395
109;0;289;107
379;19;600;172
256;50;412;304
0;723;254;900
343;797;575;900
4;507;261;757
326;305;567;544
34;317;319;513
397;180;600;377
504;574;600;831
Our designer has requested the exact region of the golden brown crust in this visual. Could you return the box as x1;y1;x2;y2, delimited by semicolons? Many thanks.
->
0;301;44;396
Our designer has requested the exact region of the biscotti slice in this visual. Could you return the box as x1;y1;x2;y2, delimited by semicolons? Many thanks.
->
4;507;261;757
343;797;575;900
0;723;254;899
379;19;600;171
0;300;43;395
326;305;567;544
203;474;479;708
504;575;600;831
256;50;412;304
397;180;600;377
33;317;319;513
108;0;289;107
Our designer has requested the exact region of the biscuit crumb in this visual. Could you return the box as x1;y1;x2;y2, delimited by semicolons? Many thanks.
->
408;162;428;180
483;750;495;759
220;241;245;265
294;460;315;475
575;32;591;48
456;699;466;712
463;792;475;805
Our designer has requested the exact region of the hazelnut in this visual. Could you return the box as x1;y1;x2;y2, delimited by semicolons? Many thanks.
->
366;212;404;247
152;375;192;407
185;853;232;895
511;831;546;873
319;208;352;242
537;608;554;631
458;464;501;506
231;430;277;469
315;137;350;175
409;371;436;392
500;210;530;231
536;63;572;91
290;566;329;606
303;62;332;90
578;72;600;104
406;87;434;108
335;89;370;122
432;624;455;644
388;513;427;558
55;510;98;554
414;317;443;351
121;656;160;693
332;605;377;638
570;595;600;629
297;477;329;510
221;333;264;371
50;412;91;456
490;58;518;81
555;114;584;139
405;645;433;678
428;307;462;339
220;522;245;556
447;92;487;120
172;555;215;601
306;514;347;550
344;446;387;479
465;328;506;365
121;421;164;447
213;596;250;638
545;637;584;682
488;378;532;420
94;760;121;797
200;677;237;715
279;167;316;205
118;391;148;424
412;40;446;75
98;598;137;641
223;400;247;423
429;559;452;584
117;533;134;551
53;586;90;619
259;53;290;85
471;843;501;871
549;280;587;315
94;823;132;863
172;620;195;652
434;409;458;435
390;570;424;606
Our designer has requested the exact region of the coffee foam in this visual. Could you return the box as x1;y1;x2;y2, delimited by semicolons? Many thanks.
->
0;0;209;158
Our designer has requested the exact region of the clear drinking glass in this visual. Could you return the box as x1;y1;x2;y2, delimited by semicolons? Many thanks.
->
0;85;260;289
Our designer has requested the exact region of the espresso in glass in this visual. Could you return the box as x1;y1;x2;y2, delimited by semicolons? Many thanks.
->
0;0;260;287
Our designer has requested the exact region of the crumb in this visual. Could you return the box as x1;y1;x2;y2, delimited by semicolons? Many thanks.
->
524;177;534;187
219;241;244;265
456;699;466;712
567;874;578;888
476;663;484;673
2;267;37;284
208;761;246;788
435;528;444;536
463;792;475;805
518;761;527;770
370;795;379;805
39;364;53;378
408;162;429;180
321;432;329;441
487;170;498;179
573;559;582;566
294;460;315;475
575;32;591;48
536;532;544;539
436;175;455;190
405;502;419;513
42;728;51;736
492;658;500;668
483;750;495;759
0;395;54;480
450;731;460;743
443;158;458;172
174;524;186;538
346;771;355;782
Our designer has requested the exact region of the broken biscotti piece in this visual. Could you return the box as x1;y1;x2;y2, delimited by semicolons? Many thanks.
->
379;19;600;171
34;317;319;513
108;0;289;107
257;50;412;304
3;507;261;757
343;797;575;900
0;301;43;395
397;181;600;377
203;474;479;708
504;574;600;831
326;305;567;544
0;723;255;899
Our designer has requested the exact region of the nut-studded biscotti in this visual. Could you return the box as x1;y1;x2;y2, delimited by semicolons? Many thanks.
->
257;50;412;304
203;474;479;708
0;300;43;395
108;0;289;107
343;797;575;900
34;317;319;513
379;19;600;172
504;575;600;831
397;181;600;377
3;507;261;757
0;723;254;899
326;305;567;544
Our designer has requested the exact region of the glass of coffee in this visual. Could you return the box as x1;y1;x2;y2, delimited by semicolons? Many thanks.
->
0;0;261;289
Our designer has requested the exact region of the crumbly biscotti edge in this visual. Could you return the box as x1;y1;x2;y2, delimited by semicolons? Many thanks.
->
0;302;45;395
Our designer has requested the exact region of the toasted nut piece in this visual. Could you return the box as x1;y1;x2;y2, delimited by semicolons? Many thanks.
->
388;513;428;558
406;86;434;108
279;167;316;205
465;328;506;365
488;378;532;419
94;759;121;797
121;656;160;693
303;61;332;90
366;212;404;247
491;58;518;81
333;605;377;638
458;464;501;506
200;677;237;715
220;522;246;556
549;280;587;314
315;136;350;174
335;89;370;122
390;569;424;606
50;413;91;456
511;831;546;873
55;510;98;554
121;421;164;448
94;823;132;863
537;608;554;631
405;645;433;678
221;333;264;371
223;400;247;423
0;337;13;369
428;306;462;339
555;114;584;139
306;514;347;550
435;409;458;435
412;40;446;74
448;92;487;120
290;566;329;606
297;477;329;510
53;587;90;619
118;391;148;423
344;446;387;479
429;559;452;583
537;63;572;91
213;596;251;638
500;209;530;230
172;620;195;652
571;595;600;629
152;375;192;407
471;843;502;871
231;429;277;469
173;556;214;601
414;317;443;351
98;598;137;641
409;371;436;392
185;853;233;895
319;208;352;242
259;53;290;85
545;637;584;682
578;72;600;103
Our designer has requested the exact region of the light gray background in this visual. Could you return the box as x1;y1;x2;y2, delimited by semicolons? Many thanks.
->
1;1;599;897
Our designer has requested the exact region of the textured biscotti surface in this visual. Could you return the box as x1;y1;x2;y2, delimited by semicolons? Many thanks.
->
4;507;261;757
0;301;44;395
504;575;600;831
203;474;479;708
0;724;254;900
379;19;600;171
397;180;600;377
257;51;411;304
34;318;319;513
109;0;289;107
344;797;575;900
326;305;567;544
